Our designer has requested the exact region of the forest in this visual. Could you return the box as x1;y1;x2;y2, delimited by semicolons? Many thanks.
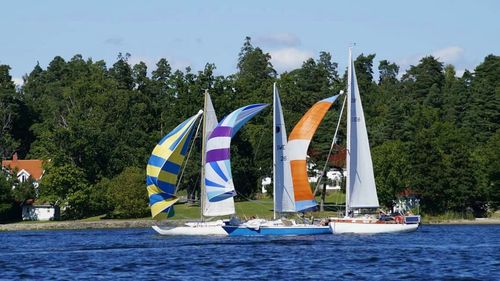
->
1;37;499;221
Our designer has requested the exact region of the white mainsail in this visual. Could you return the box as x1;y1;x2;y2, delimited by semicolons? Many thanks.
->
346;48;380;209
201;91;235;217
273;83;295;217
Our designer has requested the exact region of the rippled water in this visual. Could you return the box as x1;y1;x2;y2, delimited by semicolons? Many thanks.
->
0;225;499;280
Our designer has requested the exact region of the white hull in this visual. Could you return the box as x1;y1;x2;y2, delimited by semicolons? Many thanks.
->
329;220;419;234
152;221;227;236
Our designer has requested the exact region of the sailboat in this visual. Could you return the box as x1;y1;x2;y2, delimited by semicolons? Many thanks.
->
149;91;268;235
222;84;338;236
328;49;420;234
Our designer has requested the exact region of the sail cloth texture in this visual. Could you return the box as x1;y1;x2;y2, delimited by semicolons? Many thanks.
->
287;95;339;212
273;84;295;213
347;50;379;208
205;104;269;202
146;111;203;220
201;92;235;217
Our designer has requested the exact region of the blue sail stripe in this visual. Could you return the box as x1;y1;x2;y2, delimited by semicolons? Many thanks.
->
148;154;166;167
209;161;229;182
159;118;191;145
157;180;176;193
161;161;181;175
149;193;173;205
180;124;197;155
205;178;225;188
169;123;192;151
146;175;157;186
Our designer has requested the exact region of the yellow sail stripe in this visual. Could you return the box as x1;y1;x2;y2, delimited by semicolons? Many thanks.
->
147;184;163;195
157;170;178;185
151;198;179;219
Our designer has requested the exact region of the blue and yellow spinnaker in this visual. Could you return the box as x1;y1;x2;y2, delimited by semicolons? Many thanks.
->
146;110;203;220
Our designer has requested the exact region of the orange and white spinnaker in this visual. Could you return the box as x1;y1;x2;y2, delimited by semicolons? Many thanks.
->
287;95;339;212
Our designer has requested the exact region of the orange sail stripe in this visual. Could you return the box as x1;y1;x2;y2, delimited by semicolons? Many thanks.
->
289;101;333;141
290;160;313;201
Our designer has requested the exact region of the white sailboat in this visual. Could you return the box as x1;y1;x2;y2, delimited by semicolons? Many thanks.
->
222;84;337;236
151;92;268;235
151;91;231;235
328;49;420;234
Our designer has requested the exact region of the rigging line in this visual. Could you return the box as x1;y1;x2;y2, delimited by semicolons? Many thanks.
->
233;190;274;211
176;114;204;192
313;93;347;196
253;111;273;162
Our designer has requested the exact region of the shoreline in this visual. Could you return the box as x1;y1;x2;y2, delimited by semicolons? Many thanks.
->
1;218;500;232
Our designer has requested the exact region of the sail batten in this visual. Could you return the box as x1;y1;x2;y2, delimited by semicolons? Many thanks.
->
205;103;268;203
146;111;203;220
288;95;339;212
346;48;379;209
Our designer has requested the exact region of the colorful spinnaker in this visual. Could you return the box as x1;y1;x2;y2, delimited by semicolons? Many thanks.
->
146;110;203;220
288;95;339;212
205;103;269;202
201;91;236;217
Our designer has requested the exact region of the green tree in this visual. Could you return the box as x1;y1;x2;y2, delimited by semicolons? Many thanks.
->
105;166;149;218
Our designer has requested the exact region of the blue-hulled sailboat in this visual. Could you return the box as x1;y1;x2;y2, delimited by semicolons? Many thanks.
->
222;84;338;236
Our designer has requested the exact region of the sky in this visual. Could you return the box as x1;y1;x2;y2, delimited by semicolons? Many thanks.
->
1;0;499;86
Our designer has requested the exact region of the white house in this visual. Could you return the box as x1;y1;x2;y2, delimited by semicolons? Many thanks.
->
22;204;60;221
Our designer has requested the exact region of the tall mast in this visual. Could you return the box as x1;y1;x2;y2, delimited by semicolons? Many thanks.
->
345;48;352;217
200;90;209;221
273;83;277;220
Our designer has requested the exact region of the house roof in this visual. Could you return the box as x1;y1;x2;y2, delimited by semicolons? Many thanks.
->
2;154;44;181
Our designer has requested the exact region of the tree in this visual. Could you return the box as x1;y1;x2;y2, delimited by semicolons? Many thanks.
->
378;59;399;85
372;140;411;207
38;163;89;206
0;65;20;159
105;167;149;218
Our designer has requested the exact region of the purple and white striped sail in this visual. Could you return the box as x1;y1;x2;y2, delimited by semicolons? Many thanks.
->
205;103;268;202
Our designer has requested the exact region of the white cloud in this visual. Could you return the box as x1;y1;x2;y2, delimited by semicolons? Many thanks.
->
12;77;24;87
255;33;301;47
431;46;464;64
396;46;467;77
270;48;313;73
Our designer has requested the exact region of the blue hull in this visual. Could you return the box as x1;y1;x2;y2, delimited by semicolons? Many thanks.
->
222;225;331;236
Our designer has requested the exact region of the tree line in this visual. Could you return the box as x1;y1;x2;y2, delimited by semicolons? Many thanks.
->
1;37;498;220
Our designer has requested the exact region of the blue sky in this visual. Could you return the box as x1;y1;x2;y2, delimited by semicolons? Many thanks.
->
2;0;499;85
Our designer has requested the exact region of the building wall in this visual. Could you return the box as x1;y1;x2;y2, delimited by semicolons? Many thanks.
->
22;205;60;221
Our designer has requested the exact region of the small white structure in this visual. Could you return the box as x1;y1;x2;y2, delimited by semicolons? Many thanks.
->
261;168;344;194
261;177;272;193
22;205;60;221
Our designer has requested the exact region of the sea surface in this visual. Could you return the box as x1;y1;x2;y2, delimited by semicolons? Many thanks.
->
0;225;499;280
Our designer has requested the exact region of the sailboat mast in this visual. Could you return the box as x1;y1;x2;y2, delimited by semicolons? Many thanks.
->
273;83;277;220
345;48;352;217
200;90;209;221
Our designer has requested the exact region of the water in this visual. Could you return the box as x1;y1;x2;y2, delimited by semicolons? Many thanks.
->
0;225;499;280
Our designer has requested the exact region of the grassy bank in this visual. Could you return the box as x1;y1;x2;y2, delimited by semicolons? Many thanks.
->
2;193;498;231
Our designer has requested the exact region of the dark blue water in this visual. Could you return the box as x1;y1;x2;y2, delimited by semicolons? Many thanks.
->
0;225;499;280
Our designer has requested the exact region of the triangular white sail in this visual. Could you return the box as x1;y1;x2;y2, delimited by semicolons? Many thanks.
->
201;91;235;217
273;83;295;216
346;48;379;209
